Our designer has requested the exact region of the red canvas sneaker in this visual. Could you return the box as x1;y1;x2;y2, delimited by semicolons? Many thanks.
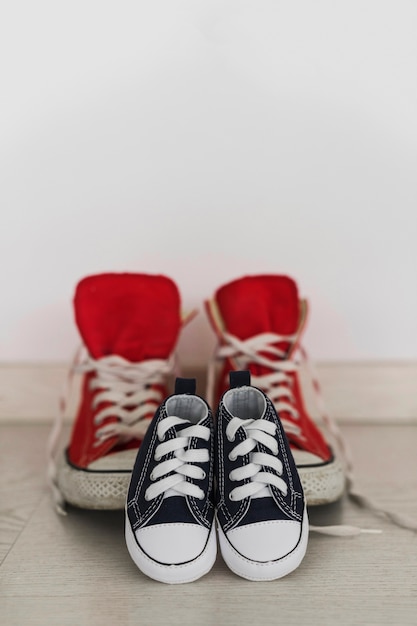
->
205;275;345;506
51;273;182;512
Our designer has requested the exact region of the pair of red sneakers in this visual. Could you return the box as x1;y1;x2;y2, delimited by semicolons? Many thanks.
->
50;273;345;513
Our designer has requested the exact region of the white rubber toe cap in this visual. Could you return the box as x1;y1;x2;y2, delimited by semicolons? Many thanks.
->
218;511;309;581
227;520;302;561
136;523;209;564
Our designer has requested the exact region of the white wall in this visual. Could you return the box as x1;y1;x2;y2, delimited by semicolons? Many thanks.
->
1;1;416;365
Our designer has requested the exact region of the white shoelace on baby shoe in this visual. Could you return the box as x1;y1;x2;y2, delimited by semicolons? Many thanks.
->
47;349;177;514
145;416;210;501
225;417;288;501
209;331;417;535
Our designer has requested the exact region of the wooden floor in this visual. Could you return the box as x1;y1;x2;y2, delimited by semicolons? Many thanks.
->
1;424;416;626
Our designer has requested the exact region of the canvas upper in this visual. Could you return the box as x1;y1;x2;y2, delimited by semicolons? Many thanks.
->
206;274;332;466
68;272;182;469
215;370;308;580
125;378;216;583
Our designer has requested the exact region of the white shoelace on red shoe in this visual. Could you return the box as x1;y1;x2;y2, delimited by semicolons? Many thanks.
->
47;349;177;514
145;415;210;501
208;332;302;439
78;354;174;445
208;331;417;535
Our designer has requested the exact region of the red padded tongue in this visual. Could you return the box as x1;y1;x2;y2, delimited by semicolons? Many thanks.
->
74;273;181;361
215;275;299;340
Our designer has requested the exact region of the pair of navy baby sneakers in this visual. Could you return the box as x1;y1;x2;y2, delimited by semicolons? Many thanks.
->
125;371;308;584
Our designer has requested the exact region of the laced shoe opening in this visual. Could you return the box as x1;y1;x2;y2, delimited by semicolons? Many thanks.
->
48;350;176;514
223;386;266;421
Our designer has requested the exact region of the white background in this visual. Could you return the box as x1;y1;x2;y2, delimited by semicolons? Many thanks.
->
1;1;416;365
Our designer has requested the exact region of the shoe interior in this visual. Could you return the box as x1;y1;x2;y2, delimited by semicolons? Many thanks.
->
165;395;208;424
223;387;266;420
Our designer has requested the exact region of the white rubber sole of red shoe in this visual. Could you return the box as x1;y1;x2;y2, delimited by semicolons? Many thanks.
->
56;451;134;510
218;508;309;582
125;518;217;584
297;457;346;506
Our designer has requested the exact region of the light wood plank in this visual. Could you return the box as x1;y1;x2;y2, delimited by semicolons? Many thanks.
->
1;363;417;424
0;425;50;564
0;364;66;422
316;363;417;423
1;425;416;626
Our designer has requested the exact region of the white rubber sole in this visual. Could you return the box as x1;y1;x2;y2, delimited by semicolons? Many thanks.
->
125;518;217;584
297;458;346;506
56;453;130;510
218;509;309;582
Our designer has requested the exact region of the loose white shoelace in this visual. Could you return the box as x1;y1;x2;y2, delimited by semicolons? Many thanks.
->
145;415;210;501
226;417;287;501
47;349;176;514
208;331;417;535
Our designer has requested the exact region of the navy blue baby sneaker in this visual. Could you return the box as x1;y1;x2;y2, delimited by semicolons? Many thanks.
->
125;378;216;584
215;371;309;581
